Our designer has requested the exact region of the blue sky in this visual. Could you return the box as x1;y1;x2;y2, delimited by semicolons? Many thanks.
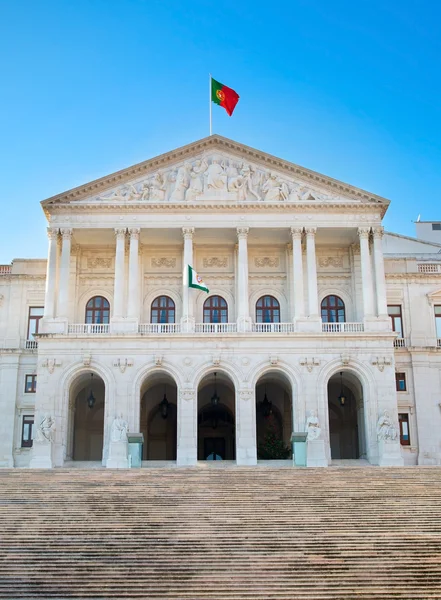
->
1;0;440;262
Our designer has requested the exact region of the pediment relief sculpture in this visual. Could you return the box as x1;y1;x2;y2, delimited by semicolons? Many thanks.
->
86;153;366;207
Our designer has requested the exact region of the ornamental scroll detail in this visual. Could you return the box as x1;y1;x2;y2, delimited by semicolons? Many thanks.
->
87;258;112;269
151;258;176;268
203;257;228;268
319;257;344;268
254;257;280;268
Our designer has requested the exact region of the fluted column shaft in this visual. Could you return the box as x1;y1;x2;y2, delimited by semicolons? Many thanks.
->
113;229;126;318
182;228;194;320
372;227;388;317
43;228;59;319
291;227;305;320
305;228;319;317
127;228;140;319
57;228;72;318
358;227;374;318
237;227;250;323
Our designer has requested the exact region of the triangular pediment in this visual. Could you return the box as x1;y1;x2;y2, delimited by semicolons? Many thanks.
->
41;135;389;213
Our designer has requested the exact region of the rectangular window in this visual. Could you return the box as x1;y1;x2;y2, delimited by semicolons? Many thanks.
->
435;306;441;339
395;372;407;392
398;413;410;446
24;374;37;393
432;224;441;231
21;416;34;448
27;307;44;340
388;305;404;337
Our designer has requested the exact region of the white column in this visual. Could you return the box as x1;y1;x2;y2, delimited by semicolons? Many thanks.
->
127;228;140;320
182;227;194;325
372;226;388;318
291;227;305;320
358;227;374;318
43;228;59;319
236;227;251;331
113;228;126;319
305;228;319;317
57;228;72;318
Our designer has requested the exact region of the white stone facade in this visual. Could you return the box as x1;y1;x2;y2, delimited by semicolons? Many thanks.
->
1;135;440;469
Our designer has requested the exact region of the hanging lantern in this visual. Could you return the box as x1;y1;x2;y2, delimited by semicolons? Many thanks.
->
87;373;96;409
338;372;346;407
211;372;220;407
160;387;169;419
261;387;272;417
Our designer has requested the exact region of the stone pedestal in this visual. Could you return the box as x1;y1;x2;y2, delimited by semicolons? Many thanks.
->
40;318;67;335
30;442;53;469
306;439;328;467
106;440;129;469
180;316;195;333
237;316;252;333
378;439;404;466
295;317;322;333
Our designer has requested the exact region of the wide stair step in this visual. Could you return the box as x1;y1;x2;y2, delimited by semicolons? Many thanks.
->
0;467;440;599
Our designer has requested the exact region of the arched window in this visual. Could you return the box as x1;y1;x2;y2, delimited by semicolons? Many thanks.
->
256;295;280;323
203;296;228;323
85;296;110;324
321;295;346;323
151;296;175;324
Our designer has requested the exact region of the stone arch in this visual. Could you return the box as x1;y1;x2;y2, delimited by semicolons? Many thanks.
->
143;288;182;323
249;288;288;322
75;289;113;323
316;358;376;463
59;360;116;466
131;364;184;433
191;361;243;393
318;288;353;322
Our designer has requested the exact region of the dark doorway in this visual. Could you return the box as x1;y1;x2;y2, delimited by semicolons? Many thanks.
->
204;437;226;460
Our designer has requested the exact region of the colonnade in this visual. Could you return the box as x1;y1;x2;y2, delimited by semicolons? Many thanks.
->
42;225;388;327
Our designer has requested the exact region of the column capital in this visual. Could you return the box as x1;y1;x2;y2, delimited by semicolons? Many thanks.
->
128;227;141;240
358;227;371;239
305;227;317;236
237;227;249;239
114;228;126;239
372;226;384;239
290;227;303;238
182;227;194;240
47;227;59;240
60;228;73;240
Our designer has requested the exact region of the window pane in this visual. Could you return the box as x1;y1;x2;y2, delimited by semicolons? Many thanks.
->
435;306;441;316
394;317;403;337
29;307;44;317
388;306;401;316
436;317;441;338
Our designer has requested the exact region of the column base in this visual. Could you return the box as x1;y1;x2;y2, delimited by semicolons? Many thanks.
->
180;316;195;333
306;439;328;467
30;441;54;469
106;440;129;469
110;318;135;334
295;317;322;333
177;445;197;466
237;316;252;333
40;318;68;335
236;446;257;466
378;439;404;466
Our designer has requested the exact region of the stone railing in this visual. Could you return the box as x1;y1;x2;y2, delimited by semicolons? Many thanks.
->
322;322;364;333
68;324;110;334
0;265;11;275
394;337;407;348
195;323;237;334
23;339;38;350
139;323;181;334
252;323;295;333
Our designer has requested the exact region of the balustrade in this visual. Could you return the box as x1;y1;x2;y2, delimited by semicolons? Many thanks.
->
68;324;110;334
322;322;364;333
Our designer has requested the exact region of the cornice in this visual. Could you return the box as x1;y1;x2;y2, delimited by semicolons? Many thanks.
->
386;273;441;280
41;135;389;215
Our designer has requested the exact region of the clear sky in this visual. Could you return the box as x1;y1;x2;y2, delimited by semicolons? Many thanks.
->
1;0;440;262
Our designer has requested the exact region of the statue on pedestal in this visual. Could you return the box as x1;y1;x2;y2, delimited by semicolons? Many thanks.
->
305;410;321;441
111;414;129;442
35;414;56;444
377;410;398;441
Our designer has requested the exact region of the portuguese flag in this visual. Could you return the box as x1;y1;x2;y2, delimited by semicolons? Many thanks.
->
188;265;209;293
211;77;239;116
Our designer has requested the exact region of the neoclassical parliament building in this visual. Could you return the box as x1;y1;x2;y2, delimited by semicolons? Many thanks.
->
1;135;441;469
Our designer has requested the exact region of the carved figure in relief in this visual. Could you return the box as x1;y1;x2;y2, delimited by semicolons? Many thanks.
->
110;414;129;442
185;159;208;201
139;181;150;201
262;173;289;201
35;414;56;444
227;163;243;193
98;186;127;202
169;163;190;201
149;171;166;201
205;158;227;191
305;410;321;441
239;163;261;201
377;410;398;441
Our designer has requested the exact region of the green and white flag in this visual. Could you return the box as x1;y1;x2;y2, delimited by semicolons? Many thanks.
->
188;265;209;293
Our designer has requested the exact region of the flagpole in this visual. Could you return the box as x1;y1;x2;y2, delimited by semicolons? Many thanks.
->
209;73;212;135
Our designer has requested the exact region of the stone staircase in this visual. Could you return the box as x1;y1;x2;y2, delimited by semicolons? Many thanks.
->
1;467;441;599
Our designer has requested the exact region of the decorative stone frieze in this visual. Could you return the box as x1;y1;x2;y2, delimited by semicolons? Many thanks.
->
151;257;176;268
112;358;134;373
254;257;280;268
371;356;393;372
203;257;228;268
41;358;62;374
299;357;320;372
319;257;343;268
87;258;112;269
